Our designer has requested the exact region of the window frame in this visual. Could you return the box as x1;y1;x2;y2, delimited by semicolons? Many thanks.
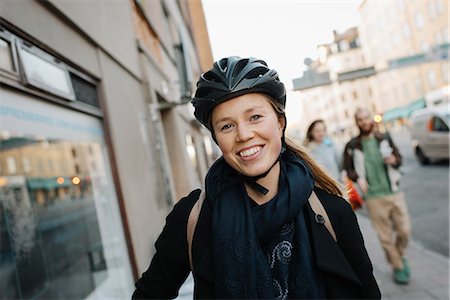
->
0;29;20;79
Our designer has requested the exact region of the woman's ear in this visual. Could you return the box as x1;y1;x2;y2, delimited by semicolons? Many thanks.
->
278;115;286;131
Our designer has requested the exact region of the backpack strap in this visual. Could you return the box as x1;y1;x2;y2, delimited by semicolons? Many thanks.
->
186;189;337;271
308;191;337;242
187;189;205;271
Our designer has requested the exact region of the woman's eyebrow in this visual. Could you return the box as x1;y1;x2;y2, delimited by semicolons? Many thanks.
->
213;106;265;125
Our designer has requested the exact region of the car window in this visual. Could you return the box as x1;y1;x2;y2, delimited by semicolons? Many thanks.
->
432;117;449;132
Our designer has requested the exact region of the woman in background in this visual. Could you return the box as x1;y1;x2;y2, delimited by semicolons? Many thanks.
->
303;119;343;184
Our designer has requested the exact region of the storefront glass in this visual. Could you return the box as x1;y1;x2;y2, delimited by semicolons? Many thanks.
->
0;89;134;299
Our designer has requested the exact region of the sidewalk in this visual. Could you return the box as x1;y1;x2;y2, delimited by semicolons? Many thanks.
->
356;213;449;300
176;213;449;299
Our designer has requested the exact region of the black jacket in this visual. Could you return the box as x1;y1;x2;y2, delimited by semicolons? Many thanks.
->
133;187;381;299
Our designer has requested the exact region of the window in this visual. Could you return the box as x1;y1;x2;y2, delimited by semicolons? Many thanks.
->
6;156;17;174
403;83;410;98
415;78;423;94
1;28;100;109
427;69;437;88
442;26;449;43
48;158;54;173
421;41;430;53
18;44;76;100
428;2;437;20
435;31;443;45
37;158;44;173
22;156;31;173
442;63;449;82
414;12;424;29
69;71;100;108
353;91;358;100
436;0;444;15
432;117;449;132
403;24;411;38
0;37;15;72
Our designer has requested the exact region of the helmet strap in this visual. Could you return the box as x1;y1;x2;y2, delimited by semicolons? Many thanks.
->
241;144;286;195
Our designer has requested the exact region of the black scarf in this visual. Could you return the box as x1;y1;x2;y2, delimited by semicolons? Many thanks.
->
205;150;326;299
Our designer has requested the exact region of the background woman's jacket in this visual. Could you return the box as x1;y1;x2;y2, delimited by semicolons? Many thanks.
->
133;187;381;299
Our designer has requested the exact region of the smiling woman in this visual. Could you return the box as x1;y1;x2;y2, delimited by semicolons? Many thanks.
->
132;56;381;300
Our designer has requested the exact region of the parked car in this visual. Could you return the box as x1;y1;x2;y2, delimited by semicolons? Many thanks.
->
410;107;449;164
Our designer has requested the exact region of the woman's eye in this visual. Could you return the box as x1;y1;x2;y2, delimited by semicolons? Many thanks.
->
250;114;262;121
220;124;233;131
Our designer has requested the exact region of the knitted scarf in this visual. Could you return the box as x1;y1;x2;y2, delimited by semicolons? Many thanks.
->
205;150;326;299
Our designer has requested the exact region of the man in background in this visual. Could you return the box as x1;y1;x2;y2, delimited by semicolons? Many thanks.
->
343;107;411;284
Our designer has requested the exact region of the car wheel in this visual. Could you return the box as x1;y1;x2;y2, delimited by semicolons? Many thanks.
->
415;147;430;165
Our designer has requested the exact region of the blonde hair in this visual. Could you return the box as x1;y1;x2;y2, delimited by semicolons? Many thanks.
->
267;95;343;197
285;137;343;197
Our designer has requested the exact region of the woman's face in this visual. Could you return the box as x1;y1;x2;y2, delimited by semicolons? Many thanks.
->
211;93;285;177
311;122;326;143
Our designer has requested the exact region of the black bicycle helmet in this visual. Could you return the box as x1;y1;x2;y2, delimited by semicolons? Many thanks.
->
192;56;286;130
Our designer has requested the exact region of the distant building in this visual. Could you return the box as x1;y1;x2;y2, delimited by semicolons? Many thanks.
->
0;0;213;298
292;0;449;142
293;27;377;144
358;0;449;127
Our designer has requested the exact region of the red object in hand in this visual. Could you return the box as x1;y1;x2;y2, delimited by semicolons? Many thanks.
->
346;179;364;210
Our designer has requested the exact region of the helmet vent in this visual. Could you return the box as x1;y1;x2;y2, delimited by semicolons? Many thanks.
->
232;59;249;79
203;71;221;82
218;58;228;71
246;67;268;79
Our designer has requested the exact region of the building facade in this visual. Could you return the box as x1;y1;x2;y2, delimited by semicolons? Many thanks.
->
0;0;213;298
292;27;377;144
358;0;449;126
292;0;448;144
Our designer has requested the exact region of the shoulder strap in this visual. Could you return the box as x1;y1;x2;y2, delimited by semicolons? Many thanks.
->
308;191;337;242
186;190;337;271
187;189;205;271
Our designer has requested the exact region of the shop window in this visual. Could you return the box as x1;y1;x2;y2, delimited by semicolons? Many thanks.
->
0;136;130;299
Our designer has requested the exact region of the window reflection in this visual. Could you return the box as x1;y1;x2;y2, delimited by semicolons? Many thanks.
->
0;137;108;299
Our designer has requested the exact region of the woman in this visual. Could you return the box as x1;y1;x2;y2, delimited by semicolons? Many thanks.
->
132;56;381;299
303;120;343;184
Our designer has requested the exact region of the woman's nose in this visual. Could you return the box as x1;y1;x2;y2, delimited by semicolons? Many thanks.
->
235;123;254;142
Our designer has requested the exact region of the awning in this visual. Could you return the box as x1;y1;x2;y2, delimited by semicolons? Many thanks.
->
27;177;71;190
383;98;426;122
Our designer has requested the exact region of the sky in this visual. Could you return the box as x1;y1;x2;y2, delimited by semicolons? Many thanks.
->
201;0;362;126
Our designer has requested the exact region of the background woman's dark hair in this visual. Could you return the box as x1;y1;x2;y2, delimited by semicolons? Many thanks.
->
303;119;325;146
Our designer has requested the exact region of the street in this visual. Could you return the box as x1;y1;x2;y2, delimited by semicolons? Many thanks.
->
358;127;449;257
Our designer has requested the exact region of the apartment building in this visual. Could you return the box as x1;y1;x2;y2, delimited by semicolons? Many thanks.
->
358;0;449;126
0;0;213;298
292;27;376;144
292;0;448;142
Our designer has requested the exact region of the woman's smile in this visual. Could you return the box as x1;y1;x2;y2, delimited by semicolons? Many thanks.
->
238;145;263;159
